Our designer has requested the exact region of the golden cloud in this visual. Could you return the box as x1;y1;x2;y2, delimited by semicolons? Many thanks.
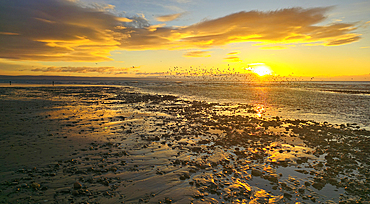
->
156;13;184;22
31;66;131;74
183;50;211;57
115;7;362;51
224;56;242;62
227;51;240;55
0;1;362;62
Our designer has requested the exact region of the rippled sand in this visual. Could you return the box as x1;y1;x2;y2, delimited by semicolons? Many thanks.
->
0;86;369;203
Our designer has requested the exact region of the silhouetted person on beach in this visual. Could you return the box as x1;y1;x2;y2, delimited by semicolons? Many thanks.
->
9;81;11;85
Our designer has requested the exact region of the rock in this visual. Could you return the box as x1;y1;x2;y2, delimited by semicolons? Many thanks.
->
283;192;292;199
263;174;278;183
298;186;305;194
190;146;202;152
31;182;40;190
251;169;262;177
73;181;82;189
180;172;190;180
312;181;325;190
164;197;172;204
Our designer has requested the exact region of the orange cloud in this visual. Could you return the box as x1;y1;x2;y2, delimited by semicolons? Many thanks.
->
183;50;211;57
0;0;146;61
227;51;240;55
117;7;362;51
224;56;242;62
0;1;362;62
31;66;131;74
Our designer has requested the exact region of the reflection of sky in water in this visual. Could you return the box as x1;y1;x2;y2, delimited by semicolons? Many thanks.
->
136;81;370;130
1;80;369;129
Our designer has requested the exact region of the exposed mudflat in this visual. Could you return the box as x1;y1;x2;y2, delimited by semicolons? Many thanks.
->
0;86;369;204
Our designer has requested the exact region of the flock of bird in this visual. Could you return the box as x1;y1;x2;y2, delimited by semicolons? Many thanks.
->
163;65;303;83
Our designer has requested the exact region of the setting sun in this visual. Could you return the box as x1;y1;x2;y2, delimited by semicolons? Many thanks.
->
253;66;272;76
245;63;273;76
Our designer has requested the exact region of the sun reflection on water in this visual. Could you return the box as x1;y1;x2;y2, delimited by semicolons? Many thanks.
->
254;105;266;117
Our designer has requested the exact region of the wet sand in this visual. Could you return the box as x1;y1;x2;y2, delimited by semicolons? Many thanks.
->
0;86;369;204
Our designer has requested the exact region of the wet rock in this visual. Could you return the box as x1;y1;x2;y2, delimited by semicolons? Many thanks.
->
327;178;337;185
298;186;305;194
180;172;190;180
164;197;172;204
31;182;40;190
312;181;325;190
224;179;252;199
251;169;262;177
190;146;202;152
73;181;82;189
283;192;292;200
263;174;278;183
193;173;217;189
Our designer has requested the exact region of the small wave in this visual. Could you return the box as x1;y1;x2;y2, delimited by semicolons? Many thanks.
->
323;89;370;95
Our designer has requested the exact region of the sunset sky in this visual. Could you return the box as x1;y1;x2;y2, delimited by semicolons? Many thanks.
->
1;0;370;80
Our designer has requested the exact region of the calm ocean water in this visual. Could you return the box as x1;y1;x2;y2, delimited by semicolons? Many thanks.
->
1;78;369;130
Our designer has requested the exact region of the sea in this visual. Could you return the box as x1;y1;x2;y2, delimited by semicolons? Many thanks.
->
1;76;369;130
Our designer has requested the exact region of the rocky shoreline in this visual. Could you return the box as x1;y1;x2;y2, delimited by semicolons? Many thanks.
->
0;86;369;203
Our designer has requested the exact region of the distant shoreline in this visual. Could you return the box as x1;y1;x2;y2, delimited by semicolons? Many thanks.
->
1;74;370;83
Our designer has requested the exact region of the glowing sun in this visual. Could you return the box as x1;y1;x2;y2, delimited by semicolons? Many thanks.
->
253;66;272;76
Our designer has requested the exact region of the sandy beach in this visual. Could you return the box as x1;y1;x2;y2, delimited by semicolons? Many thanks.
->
0;85;369;204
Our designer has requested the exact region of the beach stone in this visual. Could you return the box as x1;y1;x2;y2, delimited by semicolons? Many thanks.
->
31;182;40;190
298;186;305;193
283;192;292;199
263;174;278;183
251;169;262;177
312;181;325;190
180;172;190;180
164;197;172;203
73;181;82;189
190;146;202;152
